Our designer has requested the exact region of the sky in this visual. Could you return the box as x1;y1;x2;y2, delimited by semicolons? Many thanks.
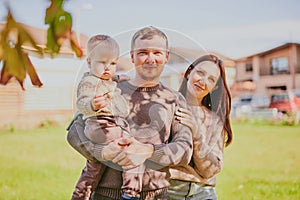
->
1;0;300;59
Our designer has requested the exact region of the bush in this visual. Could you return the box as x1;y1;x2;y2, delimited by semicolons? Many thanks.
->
231;112;300;127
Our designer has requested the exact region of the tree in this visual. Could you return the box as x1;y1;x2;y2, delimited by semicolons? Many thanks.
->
0;0;83;89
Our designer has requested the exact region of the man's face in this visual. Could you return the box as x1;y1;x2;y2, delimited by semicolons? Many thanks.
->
131;36;169;82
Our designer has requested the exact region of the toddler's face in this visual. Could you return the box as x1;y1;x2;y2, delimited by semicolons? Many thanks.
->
88;46;119;80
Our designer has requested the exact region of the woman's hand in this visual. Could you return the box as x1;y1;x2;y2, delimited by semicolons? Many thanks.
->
175;108;195;133
112;138;154;170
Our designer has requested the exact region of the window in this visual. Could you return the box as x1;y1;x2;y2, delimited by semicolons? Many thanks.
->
270;57;289;75
245;63;253;72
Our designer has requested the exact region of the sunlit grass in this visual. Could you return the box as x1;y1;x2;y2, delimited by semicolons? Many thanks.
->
0;123;299;199
217;123;300;200
0;126;85;200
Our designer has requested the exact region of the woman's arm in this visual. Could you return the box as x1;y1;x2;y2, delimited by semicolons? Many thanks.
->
192;119;224;179
147;93;193;168
177;108;225;179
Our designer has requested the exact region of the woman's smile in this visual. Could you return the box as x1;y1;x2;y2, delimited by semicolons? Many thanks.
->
193;82;206;91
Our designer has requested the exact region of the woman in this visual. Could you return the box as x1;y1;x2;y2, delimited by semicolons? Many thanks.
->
170;54;233;200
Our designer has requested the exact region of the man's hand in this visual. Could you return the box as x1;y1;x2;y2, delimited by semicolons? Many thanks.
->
112;138;154;170
102;139;124;161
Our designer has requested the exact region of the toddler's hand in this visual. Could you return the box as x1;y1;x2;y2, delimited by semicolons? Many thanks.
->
117;137;132;148
92;94;108;110
84;186;92;200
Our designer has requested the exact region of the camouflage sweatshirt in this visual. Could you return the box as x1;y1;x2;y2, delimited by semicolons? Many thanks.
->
76;72;129;119
74;80;193;199
170;105;225;186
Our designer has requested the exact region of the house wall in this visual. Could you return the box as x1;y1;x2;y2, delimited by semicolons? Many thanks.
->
233;43;300;97
0;80;74;129
256;74;295;94
260;48;290;76
252;56;260;81
259;55;269;76
0;81;24;114
235;59;253;82
296;46;300;73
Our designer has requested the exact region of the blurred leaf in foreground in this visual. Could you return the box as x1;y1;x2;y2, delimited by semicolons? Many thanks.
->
45;0;83;58
0;11;43;89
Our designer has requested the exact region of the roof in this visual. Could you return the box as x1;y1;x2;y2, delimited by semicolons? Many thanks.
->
169;47;236;67
236;43;300;61
0;22;89;57
1;22;235;70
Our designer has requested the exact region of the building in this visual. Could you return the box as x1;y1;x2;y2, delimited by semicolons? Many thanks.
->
231;43;300;97
118;47;236;91
0;22;88;129
0;22;236;128
164;47;236;90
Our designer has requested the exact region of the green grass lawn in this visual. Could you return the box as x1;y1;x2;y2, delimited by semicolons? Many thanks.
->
216;123;300;200
0;123;299;200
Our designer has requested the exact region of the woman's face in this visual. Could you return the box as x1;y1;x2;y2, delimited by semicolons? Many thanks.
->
187;61;220;100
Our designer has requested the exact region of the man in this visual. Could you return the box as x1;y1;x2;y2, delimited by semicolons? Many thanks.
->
67;26;193;200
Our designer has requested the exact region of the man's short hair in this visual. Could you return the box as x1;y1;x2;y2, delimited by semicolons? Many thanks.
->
131;26;168;51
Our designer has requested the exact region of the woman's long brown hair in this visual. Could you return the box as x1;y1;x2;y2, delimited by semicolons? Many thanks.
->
179;54;233;146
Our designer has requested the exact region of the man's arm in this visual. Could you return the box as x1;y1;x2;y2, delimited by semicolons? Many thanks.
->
110;138;154;170
67;113;104;162
148;93;193;168
67;114;123;163
107;93;193;170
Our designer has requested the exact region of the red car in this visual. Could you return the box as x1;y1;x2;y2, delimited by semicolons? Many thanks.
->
268;91;300;113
